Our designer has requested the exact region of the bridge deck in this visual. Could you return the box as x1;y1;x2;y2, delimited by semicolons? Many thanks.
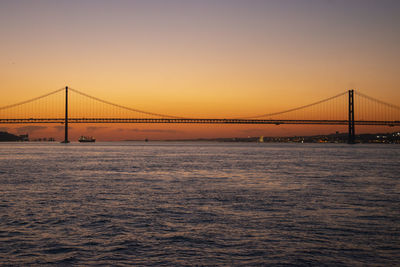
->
0;118;399;126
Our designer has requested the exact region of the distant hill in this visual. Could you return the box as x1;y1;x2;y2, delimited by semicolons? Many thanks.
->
0;131;23;141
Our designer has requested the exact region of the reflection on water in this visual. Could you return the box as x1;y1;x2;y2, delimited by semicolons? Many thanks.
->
0;142;399;265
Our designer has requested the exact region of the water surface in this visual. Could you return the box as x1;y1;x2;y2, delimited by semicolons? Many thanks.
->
0;142;399;266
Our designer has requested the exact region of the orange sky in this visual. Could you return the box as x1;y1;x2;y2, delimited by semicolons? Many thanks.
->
1;1;399;140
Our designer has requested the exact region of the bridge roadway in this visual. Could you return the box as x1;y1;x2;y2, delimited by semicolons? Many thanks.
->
0;118;399;126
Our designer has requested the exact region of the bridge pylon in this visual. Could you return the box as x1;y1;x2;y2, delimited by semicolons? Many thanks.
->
61;86;69;143
348;89;355;144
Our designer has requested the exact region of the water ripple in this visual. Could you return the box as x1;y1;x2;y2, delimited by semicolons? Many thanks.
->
0;142;399;265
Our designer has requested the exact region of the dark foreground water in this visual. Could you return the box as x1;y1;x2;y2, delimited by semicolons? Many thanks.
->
0;142;399;266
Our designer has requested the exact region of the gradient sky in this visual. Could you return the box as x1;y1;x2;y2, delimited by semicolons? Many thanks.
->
1;0;399;140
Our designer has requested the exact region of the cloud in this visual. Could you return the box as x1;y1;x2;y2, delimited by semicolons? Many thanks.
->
123;128;183;134
86;126;109;131
141;129;182;134
53;126;73;131
16;126;47;133
239;128;265;133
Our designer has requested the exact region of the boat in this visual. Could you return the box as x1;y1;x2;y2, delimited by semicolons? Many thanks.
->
78;136;96;143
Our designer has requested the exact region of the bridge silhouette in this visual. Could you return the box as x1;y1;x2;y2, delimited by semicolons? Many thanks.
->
1;87;399;144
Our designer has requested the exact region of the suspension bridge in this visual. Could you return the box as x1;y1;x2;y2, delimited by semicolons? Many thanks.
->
0;87;399;144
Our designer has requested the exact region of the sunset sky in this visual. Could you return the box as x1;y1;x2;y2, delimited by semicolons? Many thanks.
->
1;0;399;140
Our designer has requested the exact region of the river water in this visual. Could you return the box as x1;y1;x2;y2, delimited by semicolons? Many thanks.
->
0;142;399;266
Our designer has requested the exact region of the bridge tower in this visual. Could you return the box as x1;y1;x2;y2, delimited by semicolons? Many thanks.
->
348;89;355;144
61;86;69;143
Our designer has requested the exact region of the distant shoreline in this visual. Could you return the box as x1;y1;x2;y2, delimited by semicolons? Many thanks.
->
1;131;399;144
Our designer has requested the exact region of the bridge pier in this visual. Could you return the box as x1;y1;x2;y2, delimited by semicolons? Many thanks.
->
348;89;355;144
61;86;69;143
